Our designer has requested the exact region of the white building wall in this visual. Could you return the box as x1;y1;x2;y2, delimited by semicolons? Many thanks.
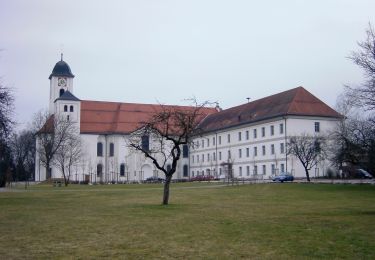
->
190;116;340;179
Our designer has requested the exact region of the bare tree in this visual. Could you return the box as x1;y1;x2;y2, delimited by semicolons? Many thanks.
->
53;133;82;186
287;133;326;182
128;100;212;205
34;111;77;180
0;83;14;141
345;23;375;110
0;81;15;187
10;130;36;181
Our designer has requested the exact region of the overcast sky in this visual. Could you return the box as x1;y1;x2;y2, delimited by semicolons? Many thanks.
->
1;0;374;129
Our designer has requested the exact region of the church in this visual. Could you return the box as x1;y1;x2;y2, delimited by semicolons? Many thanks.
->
35;57;342;183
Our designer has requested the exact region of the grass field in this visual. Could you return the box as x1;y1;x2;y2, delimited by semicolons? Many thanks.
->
1;182;375;259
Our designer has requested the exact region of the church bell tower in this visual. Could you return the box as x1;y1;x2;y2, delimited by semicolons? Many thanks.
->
48;54;75;115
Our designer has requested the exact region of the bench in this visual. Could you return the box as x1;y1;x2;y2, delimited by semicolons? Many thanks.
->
52;179;64;187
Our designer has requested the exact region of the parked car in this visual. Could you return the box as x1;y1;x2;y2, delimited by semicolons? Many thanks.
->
272;172;294;182
357;169;373;179
190;175;215;181
145;176;165;183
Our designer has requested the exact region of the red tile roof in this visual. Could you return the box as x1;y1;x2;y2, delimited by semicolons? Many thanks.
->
80;100;217;134
198;86;342;132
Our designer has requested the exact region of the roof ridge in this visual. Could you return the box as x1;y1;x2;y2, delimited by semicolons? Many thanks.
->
286;86;304;114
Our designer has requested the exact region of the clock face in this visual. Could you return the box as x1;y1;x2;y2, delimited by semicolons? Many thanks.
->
58;77;67;87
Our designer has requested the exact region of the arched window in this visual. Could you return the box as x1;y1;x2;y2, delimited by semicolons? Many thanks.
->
183;165;188;177
166;164;171;172
64;105;68;112
97;164;103;177
70;105;74;112
141;135;149;151
109;143;114;157
59;88;65;96
97;142;103;157
183;145;189;158
120;163;125;176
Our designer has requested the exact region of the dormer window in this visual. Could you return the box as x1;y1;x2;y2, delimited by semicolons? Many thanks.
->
59;88;65;97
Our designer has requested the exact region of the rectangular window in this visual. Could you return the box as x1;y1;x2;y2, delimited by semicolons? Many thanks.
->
246;147;250;157
213;152;216;161
192;155;195;163
219;136;222;145
262;145;266;156
219;151;222;160
262;127;265;137
280;143;285;154
254;147;258;157
109;142;114;157
271;144;275;155
253;129;257;139
219;168;222;175
246;166;250;176
270;125;274;136
281;163;285;173
228;150;231;159
207;153;210;161
239;166;242;177
315;122;320;132
197;155;199;162
202;154;204;162
213;137;216;146
238;132;242;141
246;130;249;140
254;165;258;175
262;165;266;175
271;164;275;175
227;134;231;143
202;139;204;148
280;123;284;134
238;149;242;158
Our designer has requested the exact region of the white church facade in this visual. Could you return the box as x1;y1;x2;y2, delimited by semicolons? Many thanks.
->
35;57;342;183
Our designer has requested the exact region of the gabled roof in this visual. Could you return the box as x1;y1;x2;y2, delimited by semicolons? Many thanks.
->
197;86;342;132
80;100;217;134
55;90;80;102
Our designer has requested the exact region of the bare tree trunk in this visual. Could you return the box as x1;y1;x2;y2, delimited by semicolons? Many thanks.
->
305;168;311;182
162;175;172;205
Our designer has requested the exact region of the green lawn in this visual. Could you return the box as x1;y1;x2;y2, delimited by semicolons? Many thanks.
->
1;182;375;259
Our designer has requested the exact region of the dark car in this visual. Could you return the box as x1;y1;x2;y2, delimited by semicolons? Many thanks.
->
190;175;214;181
357;169;373;179
272;172;294;182
145;176;165;183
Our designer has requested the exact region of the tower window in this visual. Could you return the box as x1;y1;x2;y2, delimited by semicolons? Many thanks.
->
64;105;68;112
59;89;65;97
70;105;74;112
